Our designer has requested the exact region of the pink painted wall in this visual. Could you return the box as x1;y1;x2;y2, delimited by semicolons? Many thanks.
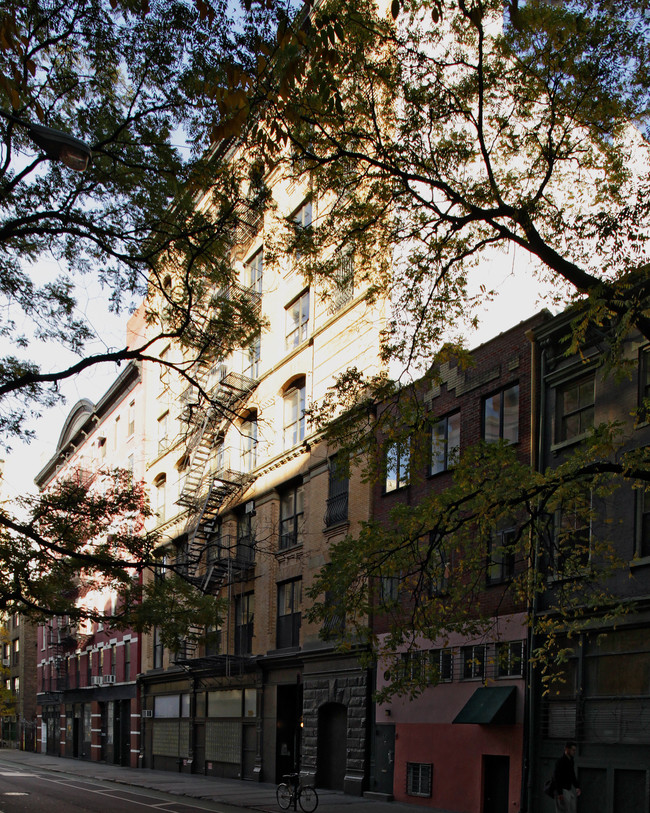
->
393;721;524;811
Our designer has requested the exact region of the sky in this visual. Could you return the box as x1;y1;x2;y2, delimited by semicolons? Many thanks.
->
0;267;137;506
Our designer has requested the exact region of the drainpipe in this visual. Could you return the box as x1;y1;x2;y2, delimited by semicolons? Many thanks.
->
523;331;547;813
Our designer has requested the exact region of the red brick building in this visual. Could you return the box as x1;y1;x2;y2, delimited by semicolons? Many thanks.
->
369;313;549;811
34;311;147;766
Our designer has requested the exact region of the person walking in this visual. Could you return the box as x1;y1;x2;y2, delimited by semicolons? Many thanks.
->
552;741;581;812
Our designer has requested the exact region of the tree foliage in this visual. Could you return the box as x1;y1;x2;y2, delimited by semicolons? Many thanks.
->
234;0;650;694
247;0;650;365
0;0;289;445
0;0;287;630
1;468;220;650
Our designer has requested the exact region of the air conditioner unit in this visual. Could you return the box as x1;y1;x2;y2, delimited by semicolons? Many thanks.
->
91;675;103;685
103;674;116;684
142;709;153;718
2;658;10;667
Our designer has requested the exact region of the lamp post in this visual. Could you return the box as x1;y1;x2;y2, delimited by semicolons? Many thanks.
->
1;111;92;172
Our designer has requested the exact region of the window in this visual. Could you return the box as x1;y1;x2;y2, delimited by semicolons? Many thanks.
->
497;640;525;677
241;415;258;473
174;538;190;579
205;519;224;564
486;528;516;585
462;644;486;679
553;492;592;573
556;375;595;442
157;411;169;455
331;249;354;312
235;593;254;656
322;586;345;640
154;473;167;524
124;640;131;682
379;575;399;605
114;415;121;450
325;454;348;527
244;335;261;380
406;763;432;798
285;290;310;350
280;484;304;549
483;384;519;444
205;624;222;657
426;538;450;596
293;200;312;259
430;412;460;474
429;648;453;683
159;346;170;394
12;638;19;666
12;677;19;696
283;381;306;449
153;627;164;669
636;485;650;558
98;436;107;459
236;506;255;563
128;400;135;437
276;579;302;649
247;250;263;295
400;650;428;682
385;441;410;492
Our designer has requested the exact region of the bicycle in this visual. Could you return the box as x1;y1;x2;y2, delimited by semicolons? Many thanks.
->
276;772;319;812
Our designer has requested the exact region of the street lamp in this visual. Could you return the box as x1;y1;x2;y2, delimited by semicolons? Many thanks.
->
1;111;92;172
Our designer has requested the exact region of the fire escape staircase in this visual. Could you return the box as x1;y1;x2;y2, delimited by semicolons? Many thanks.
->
173;366;258;663
49;623;77;695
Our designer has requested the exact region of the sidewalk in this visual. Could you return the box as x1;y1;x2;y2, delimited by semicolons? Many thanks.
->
0;748;426;813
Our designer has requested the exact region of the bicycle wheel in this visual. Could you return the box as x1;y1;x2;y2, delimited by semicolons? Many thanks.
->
299;785;318;813
276;783;292;810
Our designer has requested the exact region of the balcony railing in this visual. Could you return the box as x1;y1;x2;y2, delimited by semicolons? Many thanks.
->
324;492;349;527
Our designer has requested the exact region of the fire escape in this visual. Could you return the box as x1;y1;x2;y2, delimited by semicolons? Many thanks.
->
48;621;77;695
172;284;261;666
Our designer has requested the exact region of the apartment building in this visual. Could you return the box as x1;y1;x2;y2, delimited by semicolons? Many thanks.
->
531;310;650;813
367;313;549;812
1;612;37;750
33;310;147;766
138;157;387;793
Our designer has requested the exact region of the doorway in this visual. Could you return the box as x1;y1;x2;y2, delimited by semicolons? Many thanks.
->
316;703;347;791
374;724;395;796
483;755;510;813
276;683;302;782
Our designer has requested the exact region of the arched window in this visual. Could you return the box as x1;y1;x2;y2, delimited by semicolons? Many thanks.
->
153;473;167;524
283;379;305;449
241;412;258;473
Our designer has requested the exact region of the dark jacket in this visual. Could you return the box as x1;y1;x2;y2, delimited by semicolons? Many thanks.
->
553;753;580;792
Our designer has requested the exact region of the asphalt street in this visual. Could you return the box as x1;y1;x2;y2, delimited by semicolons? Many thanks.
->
0;750;431;813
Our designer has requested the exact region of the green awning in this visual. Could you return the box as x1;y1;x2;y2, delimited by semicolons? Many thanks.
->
453;686;517;725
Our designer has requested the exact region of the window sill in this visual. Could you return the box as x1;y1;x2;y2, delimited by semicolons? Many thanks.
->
276;542;303;558
324;519;350;537
630;555;650;569
550;433;591;454
384;484;410;496
428;468;453;479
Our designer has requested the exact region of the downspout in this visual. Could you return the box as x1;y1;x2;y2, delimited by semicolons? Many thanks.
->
523;330;547;813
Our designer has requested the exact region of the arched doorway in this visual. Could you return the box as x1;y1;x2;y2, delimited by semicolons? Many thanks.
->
316;703;347;790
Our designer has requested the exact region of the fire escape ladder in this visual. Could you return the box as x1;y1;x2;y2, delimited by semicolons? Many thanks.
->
172;371;258;665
